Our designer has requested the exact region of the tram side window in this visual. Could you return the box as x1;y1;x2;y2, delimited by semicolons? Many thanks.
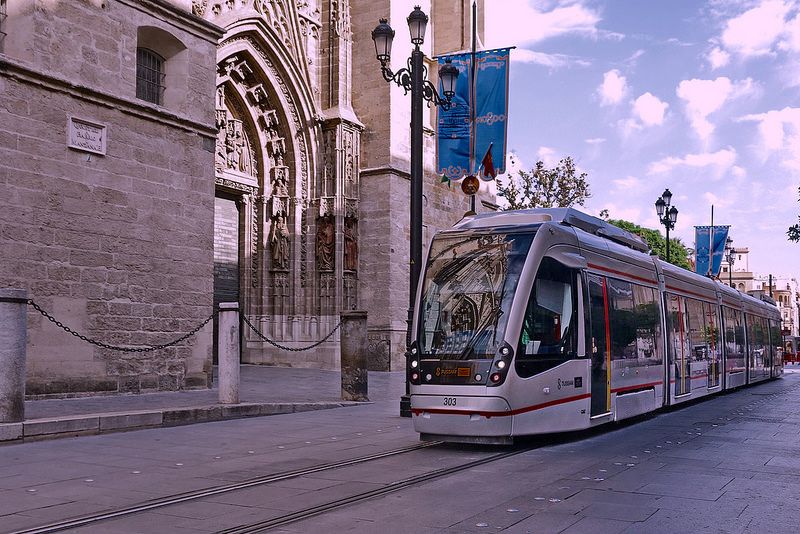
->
632;285;662;365
748;315;766;370
685;298;708;362
769;319;783;365
723;306;746;373
666;294;690;365
607;279;636;361
515;257;577;378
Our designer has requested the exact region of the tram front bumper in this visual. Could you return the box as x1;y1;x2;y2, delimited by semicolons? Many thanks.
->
410;394;512;438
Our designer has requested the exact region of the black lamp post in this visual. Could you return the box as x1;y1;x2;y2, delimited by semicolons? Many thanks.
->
372;7;458;418
725;237;735;286
655;189;678;263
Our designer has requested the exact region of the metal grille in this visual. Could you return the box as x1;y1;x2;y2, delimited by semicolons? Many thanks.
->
136;47;165;105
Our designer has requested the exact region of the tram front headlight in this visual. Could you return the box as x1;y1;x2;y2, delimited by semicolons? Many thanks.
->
488;343;514;387
411;360;418;369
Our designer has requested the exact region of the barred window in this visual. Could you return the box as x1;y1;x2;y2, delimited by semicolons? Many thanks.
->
136;48;165;105
0;0;7;48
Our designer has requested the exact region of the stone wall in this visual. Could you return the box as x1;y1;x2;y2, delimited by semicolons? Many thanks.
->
0;0;223;396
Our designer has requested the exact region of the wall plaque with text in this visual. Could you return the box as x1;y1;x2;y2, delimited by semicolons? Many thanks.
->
67;116;107;155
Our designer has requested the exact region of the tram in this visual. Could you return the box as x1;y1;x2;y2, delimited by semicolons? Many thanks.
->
408;208;783;444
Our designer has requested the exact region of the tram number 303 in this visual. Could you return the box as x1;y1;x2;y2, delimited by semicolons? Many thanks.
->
443;397;457;406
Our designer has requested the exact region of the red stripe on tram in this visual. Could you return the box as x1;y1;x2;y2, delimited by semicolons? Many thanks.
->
410;393;591;418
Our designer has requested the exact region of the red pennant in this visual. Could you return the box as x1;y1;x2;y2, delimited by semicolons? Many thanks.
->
480;143;496;179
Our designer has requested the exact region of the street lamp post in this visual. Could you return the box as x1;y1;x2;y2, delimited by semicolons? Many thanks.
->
725;237;735;286
372;7;458;417
655;189;678;263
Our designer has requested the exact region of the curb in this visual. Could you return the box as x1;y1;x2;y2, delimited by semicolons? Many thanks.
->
0;401;363;444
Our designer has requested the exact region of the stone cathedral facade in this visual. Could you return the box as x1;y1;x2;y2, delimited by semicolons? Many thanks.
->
199;0;365;369
0;0;491;397
197;0;491;371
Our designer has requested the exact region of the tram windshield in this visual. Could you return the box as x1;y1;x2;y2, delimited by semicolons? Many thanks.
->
417;231;534;360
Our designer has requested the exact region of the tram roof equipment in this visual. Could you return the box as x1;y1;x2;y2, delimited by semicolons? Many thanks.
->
456;208;650;254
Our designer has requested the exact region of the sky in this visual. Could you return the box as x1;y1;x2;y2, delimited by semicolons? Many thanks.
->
484;0;800;279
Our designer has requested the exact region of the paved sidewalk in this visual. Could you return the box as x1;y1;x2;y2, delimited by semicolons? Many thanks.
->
0;366;401;444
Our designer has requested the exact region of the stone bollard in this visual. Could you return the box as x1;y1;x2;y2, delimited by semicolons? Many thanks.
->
0;289;27;423
340;311;368;401
218;302;240;404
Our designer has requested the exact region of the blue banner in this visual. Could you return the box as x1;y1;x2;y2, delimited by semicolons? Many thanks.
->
437;49;510;181
436;54;471;180
695;226;730;277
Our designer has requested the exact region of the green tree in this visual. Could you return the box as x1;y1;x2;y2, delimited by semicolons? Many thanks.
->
607;219;690;269
789;186;800;242
497;157;590;210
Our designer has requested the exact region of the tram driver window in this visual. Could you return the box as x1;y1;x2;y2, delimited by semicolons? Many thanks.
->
516;257;577;378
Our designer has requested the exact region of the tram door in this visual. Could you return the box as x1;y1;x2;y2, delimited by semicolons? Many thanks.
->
587;274;610;416
667;295;691;397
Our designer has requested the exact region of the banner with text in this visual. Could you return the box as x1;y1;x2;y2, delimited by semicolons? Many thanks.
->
437;48;510;181
695;225;730;277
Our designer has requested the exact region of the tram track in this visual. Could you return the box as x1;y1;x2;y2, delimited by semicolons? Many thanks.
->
10;441;441;534
218;447;529;534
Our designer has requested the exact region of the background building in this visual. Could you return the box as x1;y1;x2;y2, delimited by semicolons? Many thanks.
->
0;0;494;396
723;248;799;336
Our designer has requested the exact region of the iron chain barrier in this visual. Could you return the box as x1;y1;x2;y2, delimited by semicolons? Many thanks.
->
241;313;342;352
27;299;342;354
28;299;215;353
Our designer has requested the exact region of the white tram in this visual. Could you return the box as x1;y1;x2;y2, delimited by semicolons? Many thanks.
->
408;208;783;444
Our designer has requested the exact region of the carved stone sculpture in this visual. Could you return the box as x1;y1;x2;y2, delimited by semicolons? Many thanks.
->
269;213;290;270
344;217;357;272
316;215;335;271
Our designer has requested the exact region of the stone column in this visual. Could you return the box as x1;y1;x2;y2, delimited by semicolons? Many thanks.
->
218;302;240;404
0;289;27;423
340;310;368;401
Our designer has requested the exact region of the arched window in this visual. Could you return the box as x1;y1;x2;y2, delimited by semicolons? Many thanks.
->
136;48;165;105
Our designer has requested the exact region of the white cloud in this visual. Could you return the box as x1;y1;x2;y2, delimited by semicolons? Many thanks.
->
537;146;558;166
585;137;606;145
612;175;642;192
732;165;747;177
676;77;756;141
624;49;646;65
485;1;611;67
720;0;792;56
781;13;800;51
648;148;738;177
512;49;591;68
485;0;602;47
592;204;642;224
718;0;794;58
598;69;627;106
703;191;724;206
739;107;800;168
632;92;669;127
707;46;730;69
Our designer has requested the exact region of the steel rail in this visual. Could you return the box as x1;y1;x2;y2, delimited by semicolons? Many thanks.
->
218;448;528;534
10;442;440;534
